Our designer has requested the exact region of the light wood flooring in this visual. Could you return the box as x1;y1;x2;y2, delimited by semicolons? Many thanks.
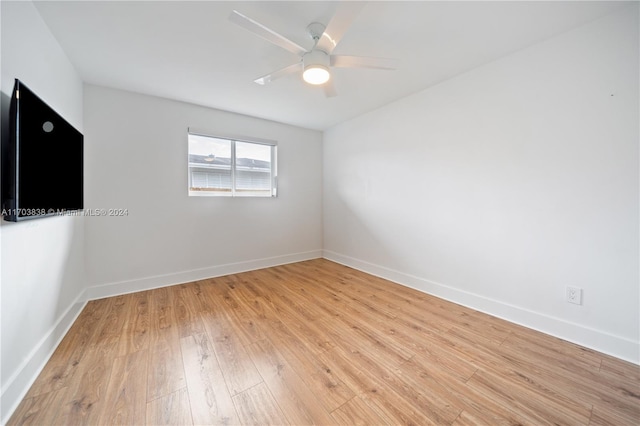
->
8;259;640;425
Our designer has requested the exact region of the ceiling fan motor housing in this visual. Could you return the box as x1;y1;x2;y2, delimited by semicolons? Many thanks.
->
304;49;330;69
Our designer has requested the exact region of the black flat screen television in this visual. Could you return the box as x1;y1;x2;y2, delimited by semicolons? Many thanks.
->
2;79;83;221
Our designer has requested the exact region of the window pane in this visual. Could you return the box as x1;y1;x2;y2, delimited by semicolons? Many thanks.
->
235;141;272;195
188;133;276;197
188;135;231;193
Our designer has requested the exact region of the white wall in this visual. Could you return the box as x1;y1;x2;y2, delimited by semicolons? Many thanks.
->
83;85;323;298
0;1;85;422
323;5;639;363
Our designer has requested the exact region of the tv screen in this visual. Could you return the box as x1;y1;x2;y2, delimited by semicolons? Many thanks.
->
2;79;83;221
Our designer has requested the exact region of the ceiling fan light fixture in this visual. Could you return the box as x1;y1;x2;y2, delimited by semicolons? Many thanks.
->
302;49;330;85
303;65;330;85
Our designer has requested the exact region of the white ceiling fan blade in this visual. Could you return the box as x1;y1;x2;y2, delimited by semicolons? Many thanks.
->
324;79;337;98
330;55;397;70
315;2;366;55
254;62;302;85
229;10;307;56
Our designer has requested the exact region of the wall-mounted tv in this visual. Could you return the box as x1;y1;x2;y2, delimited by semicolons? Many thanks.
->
2;79;83;221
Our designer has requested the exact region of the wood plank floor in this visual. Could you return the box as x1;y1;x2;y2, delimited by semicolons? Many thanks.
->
8;259;640;425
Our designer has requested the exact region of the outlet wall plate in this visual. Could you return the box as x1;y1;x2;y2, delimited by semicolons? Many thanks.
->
566;286;583;305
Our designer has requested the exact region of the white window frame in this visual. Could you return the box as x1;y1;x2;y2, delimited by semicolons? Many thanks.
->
188;128;278;198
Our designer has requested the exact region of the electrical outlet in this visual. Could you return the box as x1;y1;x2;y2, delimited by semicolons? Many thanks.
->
566;286;583;305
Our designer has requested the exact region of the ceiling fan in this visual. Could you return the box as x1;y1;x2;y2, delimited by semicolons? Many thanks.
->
229;2;396;97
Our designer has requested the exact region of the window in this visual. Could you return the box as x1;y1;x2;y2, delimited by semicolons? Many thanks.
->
188;130;277;197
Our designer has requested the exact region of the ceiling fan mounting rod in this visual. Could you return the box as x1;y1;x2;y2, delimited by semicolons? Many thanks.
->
306;22;326;44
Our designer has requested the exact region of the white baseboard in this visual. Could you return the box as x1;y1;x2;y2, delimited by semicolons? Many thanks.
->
323;250;639;365
1;290;87;425
86;250;323;301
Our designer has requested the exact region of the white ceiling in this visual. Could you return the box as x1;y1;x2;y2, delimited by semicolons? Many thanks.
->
34;1;624;130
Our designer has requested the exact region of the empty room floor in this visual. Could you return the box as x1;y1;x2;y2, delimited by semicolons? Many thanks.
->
8;259;640;425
